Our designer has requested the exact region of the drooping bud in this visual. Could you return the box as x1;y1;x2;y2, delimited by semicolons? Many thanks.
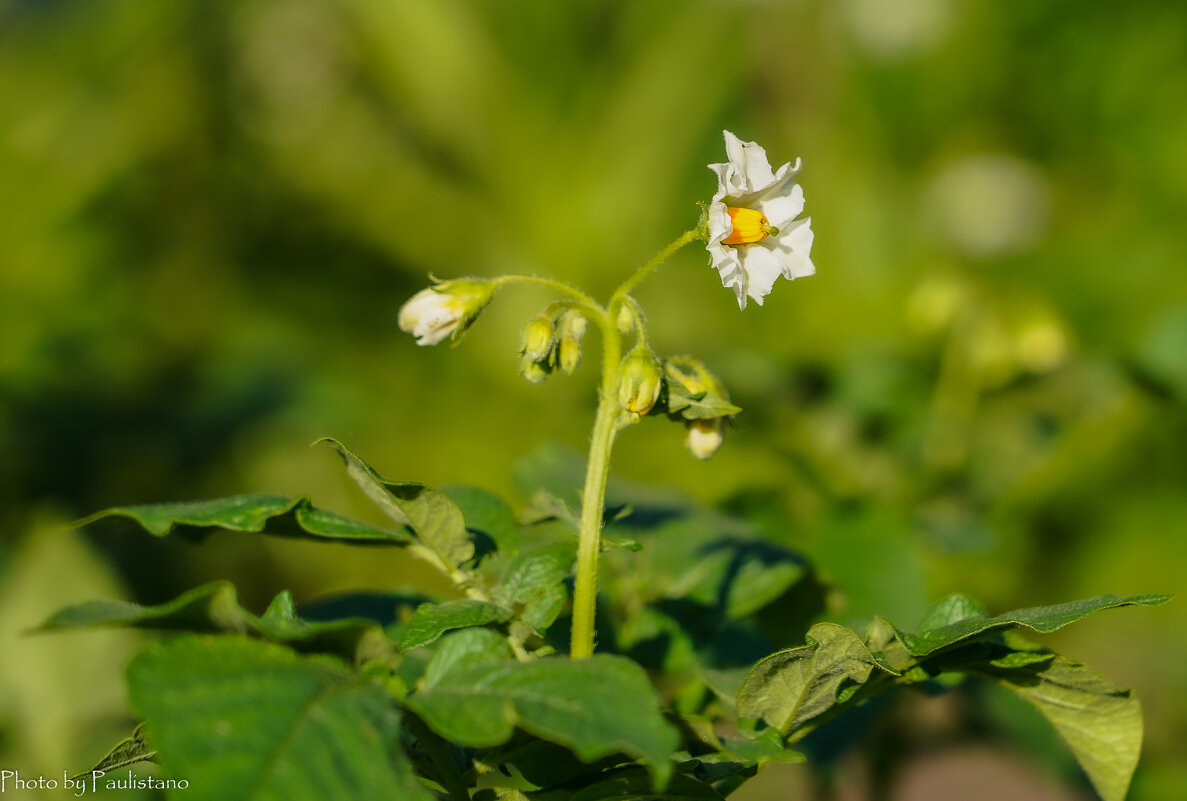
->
618;348;663;417
685;418;725;460
557;312;588;375
520;358;551;384
398;279;497;346
616;304;634;334
520;315;556;363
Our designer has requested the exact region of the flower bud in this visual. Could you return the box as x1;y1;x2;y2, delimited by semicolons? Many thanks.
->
520;358;551;384
558;313;588;375
520;315;555;363
685;418;725;460
618;348;663;416
616;304;634;334
398;279;497;346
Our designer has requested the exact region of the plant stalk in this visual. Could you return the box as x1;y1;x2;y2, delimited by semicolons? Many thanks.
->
570;230;699;658
570;318;622;659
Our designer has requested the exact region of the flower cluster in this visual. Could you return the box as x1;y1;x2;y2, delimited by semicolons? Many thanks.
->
396;131;814;465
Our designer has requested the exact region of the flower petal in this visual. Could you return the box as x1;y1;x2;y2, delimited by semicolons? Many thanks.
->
707;241;747;309
769;217;816;280
738;245;785;307
706;201;733;246
752;160;806;226
723;131;777;193
710;131;778;202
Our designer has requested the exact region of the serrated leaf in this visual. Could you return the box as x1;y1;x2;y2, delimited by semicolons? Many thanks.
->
405;655;679;787
128;635;431;801
737;623;894;737
73;724;155;780
77;494;409;545
398;599;513;651
319;438;473;568
973;652;1143;801
891;593;1171;657
40;581;393;663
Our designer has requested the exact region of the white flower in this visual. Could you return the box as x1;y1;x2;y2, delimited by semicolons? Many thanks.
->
398;279;496;346
706;131;815;309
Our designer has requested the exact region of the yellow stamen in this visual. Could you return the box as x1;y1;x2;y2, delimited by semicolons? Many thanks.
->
723;207;779;245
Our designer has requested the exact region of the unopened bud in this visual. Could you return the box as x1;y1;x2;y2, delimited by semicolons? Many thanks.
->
685;418;725;460
616;304;634;334
665;360;708;396
520;315;556;362
558;313;588;375
618;348;663;416
520;358;551;384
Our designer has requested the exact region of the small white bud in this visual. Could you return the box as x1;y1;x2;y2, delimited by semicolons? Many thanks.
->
685;418;725;460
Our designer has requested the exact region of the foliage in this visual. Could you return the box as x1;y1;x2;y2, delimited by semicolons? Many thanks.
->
52;442;1166;800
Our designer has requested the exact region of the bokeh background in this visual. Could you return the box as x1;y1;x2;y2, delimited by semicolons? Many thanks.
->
1;0;1184;798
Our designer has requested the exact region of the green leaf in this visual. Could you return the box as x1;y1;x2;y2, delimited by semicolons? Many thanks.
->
40;581;394;663
737;623;894;738
319;438;473;567
405;655;679;787
422;627;514;689
398;599;514;651
646;517;806;621
970;650;1143;801
663;380;742;421
77;494;409;545
892;593;1172;657
494;545;573;633
444;484;521;556
73;723;155;780
128;635;431;801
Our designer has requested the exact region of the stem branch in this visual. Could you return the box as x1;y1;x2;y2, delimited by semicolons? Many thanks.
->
496;274;607;320
613;229;701;300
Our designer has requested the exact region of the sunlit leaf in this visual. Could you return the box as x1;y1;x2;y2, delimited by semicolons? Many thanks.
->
737;623;894;738
891;593;1171;657
319;438;473;567
77;494;409;545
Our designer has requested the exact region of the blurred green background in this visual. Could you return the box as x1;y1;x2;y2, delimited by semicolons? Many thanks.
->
1;0;1184;798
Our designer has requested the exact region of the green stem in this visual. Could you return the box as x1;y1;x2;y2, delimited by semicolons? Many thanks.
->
569;229;700;658
496;274;607;319
612;229;701;300
570;315;622;659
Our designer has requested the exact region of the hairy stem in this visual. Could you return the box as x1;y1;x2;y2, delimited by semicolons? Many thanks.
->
570;229;700;658
570;315;622;659
496;274;607;320
612;229;701;300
